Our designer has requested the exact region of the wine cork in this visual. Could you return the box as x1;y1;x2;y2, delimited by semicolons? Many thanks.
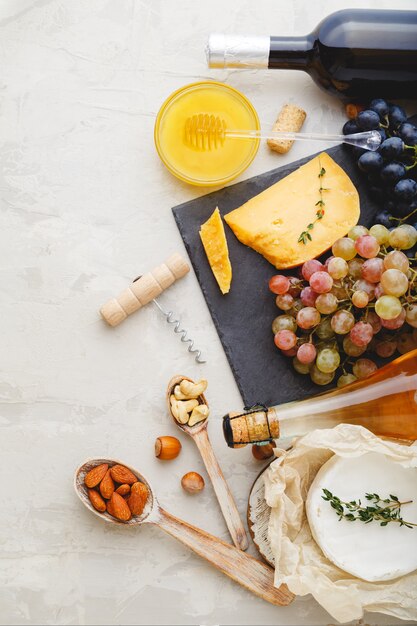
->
223;409;280;447
267;104;307;154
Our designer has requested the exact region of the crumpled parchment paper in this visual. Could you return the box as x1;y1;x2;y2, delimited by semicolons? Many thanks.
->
263;424;417;624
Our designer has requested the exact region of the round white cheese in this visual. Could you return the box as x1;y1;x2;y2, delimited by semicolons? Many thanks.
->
306;452;417;582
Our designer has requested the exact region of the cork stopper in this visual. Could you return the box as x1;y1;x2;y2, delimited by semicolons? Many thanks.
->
223;408;280;447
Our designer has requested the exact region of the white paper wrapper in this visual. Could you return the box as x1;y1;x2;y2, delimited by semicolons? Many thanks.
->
263;424;417;624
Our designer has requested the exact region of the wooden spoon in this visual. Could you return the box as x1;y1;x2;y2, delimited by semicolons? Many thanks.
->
74;458;294;607
167;375;248;551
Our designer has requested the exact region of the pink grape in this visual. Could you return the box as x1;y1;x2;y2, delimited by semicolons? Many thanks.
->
281;346;298;357
374;283;385;299
309;271;333;294
300;286;318;307
348;257;364;279
315;293;338;314
269;275;290;295
355;234;380;259
301;259;323;281
297;343;317;364
397;333;417;354
352;358;378;379
380;307;406;330
274;330;297;350
275;294;294;311
324;256;335;269
351;290;369;308
367;311;382;334
296;307;321;329
375;339;398;358
331;309;355;334
327;257;349;280
353;279;375;299
361;257;384;283
349;321;374;347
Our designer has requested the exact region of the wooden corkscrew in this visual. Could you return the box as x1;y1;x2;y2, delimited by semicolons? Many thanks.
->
100;253;206;363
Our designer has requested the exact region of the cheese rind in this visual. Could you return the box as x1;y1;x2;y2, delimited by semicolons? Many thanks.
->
224;153;360;269
200;207;232;294
306;452;417;582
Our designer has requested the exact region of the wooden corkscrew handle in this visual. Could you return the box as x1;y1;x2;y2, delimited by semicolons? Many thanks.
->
100;253;190;327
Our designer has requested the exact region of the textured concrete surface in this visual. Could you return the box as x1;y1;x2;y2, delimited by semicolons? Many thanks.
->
1;1;416;624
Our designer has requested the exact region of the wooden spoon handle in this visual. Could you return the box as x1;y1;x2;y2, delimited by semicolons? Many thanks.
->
192;427;248;550
154;507;294;606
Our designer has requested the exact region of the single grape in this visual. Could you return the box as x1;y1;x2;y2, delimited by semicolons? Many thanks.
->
358;151;383;173
343;335;367;357
397;333;417;355
373;210;393;229
389;225;417;250
296;306;321;329
332;237;357;261
349;321;374;347
287;277;302;297
310;364;335;386
289;298;304;319
301;260;324;281
292;357;310;375
380;162;407;184
405;304;417;328
316;348;340;373
331;309;355;334
269;275;290;295
380;307;406;329
300;287;318;307
394;179;417;202
383;249;409;273
375;295;403;320
369;224;390;245
327;257;348;280
272;315;297;334
388;104;407;129
309;271;333;294
380;268;409;297
281;346;298;357
367;310;382;335
337;373;357;388
315;293;338;314
348;225;368;241
355;234;380;258
361;257;384;283
343;119;360;135
352;358;378;379
274;330;297;350
356;109;381;131
369;98;389;120
353;279;375;299
351;290;369;308
297;342;316;364
348;257;364;279
275;294;294;311
375;338;398;358
316;317;335;340
398;122;417;147
378;136;404;159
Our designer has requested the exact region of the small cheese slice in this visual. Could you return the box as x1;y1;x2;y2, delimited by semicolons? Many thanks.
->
224;153;360;269
306;452;417;582
199;207;232;294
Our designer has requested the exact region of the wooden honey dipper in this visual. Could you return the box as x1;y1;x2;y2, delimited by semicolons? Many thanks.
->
100;253;206;363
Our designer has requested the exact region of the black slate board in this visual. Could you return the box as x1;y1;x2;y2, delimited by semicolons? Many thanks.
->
172;145;380;408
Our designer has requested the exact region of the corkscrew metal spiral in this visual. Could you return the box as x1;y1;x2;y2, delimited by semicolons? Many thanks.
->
152;299;206;364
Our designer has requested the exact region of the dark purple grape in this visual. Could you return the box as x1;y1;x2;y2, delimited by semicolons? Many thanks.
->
378;137;404;160
405;246;417;259
369;98;389;120
392;201;413;219
376;128;387;143
398;123;417;147
374;210;393;228
356;110;381;131
388;105;407;129
380;161;407;184
343;120;360;135
358;151;383;173
394;179;417;201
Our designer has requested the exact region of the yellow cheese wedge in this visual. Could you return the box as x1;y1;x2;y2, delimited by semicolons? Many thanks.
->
200;207;232;294
224;153;360;269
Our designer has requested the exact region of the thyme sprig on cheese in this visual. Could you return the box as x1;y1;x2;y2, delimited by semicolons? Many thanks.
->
298;163;328;245
322;489;417;528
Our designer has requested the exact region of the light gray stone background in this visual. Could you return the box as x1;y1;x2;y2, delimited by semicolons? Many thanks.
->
1;0;416;624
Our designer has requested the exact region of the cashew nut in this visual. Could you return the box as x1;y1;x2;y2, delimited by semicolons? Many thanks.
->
188;404;209;427
170;395;198;424
178;379;208;399
173;385;188;400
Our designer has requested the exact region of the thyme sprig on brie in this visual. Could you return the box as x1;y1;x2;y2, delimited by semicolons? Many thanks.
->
322;489;417;528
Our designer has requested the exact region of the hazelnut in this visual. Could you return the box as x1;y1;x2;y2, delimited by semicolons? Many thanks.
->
252;442;276;461
155;436;182;460
181;471;205;494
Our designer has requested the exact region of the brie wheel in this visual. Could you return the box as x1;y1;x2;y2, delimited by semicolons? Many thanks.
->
306;452;417;582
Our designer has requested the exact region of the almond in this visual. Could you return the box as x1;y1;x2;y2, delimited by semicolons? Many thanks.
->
88;488;106;512
127;482;149;516
116;484;131;496
84;463;108;488
99;469;115;499
110;464;137;485
107;492;131;522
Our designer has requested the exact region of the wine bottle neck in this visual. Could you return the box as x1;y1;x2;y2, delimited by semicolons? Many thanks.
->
269;36;313;69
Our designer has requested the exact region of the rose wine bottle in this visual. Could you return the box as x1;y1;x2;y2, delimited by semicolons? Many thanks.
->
223;350;417;447
207;9;417;100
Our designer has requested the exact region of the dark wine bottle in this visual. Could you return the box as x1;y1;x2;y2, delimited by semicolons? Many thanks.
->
206;9;417;101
